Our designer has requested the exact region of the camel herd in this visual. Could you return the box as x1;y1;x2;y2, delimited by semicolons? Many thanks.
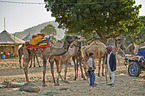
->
18;35;141;86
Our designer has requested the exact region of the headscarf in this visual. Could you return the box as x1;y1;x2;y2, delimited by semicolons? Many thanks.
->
106;46;113;51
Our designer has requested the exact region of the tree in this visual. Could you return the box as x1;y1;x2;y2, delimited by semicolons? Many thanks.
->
40;24;57;35
45;0;142;45
122;16;145;45
40;24;57;42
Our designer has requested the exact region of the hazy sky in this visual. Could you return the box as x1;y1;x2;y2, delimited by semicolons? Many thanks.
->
0;0;145;33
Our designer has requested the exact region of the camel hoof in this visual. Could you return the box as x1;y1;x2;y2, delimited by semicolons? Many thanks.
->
54;83;59;86
42;84;47;87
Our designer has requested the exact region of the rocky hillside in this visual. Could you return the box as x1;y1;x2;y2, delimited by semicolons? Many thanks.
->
14;21;65;40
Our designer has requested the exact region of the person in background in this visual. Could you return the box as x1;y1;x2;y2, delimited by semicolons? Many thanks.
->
105;46;116;87
87;52;96;86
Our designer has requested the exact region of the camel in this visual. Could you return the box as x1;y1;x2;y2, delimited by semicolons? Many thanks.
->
53;35;86;84
18;44;41;68
125;43;140;55
82;41;107;77
72;41;86;80
22;35;77;86
82;37;125;77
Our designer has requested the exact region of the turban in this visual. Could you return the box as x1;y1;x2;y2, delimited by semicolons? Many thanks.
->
106;46;113;51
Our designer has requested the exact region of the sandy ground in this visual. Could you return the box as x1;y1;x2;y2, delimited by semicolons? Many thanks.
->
0;58;145;96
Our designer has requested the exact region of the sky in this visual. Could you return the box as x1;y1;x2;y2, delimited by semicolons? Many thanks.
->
0;0;145;34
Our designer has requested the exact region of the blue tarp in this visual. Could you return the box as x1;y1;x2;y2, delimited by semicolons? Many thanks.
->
134;48;145;58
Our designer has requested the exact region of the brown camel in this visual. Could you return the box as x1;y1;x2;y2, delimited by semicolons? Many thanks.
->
18;44;41;68
82;41;107;77
72;40;86;80
23;36;77;86
82;37;125;77
53;35;86;84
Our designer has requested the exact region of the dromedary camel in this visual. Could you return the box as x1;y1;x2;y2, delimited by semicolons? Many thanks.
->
82;37;125;77
72;41;86;80
23;36;77;86
53;35;86;85
82;41;107;77
125;43;139;55
18;44;41;68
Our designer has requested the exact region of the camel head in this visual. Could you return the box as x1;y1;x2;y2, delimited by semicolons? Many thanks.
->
63;36;76;50
113;37;125;53
75;35;86;42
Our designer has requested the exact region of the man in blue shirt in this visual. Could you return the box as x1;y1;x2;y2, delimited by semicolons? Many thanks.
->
87;52;96;86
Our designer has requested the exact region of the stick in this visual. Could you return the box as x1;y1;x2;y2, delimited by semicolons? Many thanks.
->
105;64;108;84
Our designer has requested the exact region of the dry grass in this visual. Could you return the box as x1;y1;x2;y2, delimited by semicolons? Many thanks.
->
0;58;145;96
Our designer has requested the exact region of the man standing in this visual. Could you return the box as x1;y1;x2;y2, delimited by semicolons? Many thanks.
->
106;46;116;87
87;52;96;86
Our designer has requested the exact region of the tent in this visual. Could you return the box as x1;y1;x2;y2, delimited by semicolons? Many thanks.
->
0;30;25;58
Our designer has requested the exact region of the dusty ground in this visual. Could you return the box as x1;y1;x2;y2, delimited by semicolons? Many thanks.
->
0;58;145;96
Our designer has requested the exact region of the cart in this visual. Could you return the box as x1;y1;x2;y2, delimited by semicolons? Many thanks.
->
124;46;145;77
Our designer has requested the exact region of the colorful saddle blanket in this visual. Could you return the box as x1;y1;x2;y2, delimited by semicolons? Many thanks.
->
25;33;51;50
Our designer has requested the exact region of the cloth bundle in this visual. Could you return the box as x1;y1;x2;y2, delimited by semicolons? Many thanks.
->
25;33;51;50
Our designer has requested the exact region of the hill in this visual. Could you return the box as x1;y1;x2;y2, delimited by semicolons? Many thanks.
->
14;21;65;40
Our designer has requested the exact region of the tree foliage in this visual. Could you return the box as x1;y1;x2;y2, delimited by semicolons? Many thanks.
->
124;16;145;45
45;0;142;45
40;24;57;35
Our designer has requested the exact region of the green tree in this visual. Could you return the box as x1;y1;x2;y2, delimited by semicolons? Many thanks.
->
122;16;145;45
40;24;57;35
45;0;142;45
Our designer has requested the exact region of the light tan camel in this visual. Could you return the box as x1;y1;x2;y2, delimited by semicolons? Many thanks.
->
18;44;41;68
53;35;86;84
23;36;77;86
72;41;86;80
82;37;125;77
82;41;107;77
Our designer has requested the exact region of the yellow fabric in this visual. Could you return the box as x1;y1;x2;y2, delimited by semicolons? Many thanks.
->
29;36;43;45
39;43;47;46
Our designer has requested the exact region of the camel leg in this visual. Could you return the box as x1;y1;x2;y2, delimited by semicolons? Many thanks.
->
102;58;105;76
73;57;78;80
36;56;41;67
29;58;33;68
98;58;101;77
79;57;86;80
64;61;69;82
83;61;88;79
49;58;58;86
23;58;30;82
42;57;47;87
59;60;64;81
83;58;88;77
55;59;62;85
55;59;60;85
33;56;35;67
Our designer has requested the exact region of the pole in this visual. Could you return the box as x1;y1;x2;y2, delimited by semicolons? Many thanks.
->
4;17;6;30
105;64;108;84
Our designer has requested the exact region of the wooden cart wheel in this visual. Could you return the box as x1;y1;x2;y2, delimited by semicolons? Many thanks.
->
128;62;141;77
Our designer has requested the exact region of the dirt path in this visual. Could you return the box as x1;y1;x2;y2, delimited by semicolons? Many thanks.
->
0;59;145;96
